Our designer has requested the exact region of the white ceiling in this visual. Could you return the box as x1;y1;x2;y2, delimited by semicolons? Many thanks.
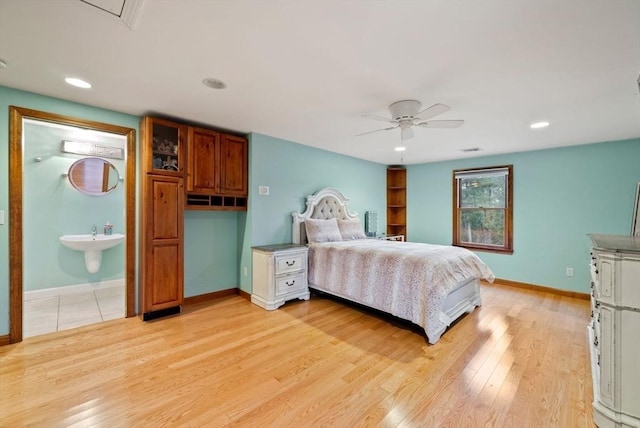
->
1;0;639;165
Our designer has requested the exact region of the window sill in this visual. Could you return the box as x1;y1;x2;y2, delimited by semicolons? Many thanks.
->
453;243;513;255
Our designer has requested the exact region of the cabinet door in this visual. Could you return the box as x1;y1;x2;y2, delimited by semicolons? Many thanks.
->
187;127;220;193
141;117;187;177
221;134;248;196
598;305;615;407
142;175;184;313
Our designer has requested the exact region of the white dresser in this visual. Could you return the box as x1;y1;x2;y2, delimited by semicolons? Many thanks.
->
588;234;640;428
251;244;310;310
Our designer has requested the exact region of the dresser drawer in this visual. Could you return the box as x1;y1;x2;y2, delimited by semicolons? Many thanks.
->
275;252;305;275
275;272;306;295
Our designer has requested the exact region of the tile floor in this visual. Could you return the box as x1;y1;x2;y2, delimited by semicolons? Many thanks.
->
23;285;125;338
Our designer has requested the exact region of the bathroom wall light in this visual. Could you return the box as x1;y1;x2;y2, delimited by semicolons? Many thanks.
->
62;140;124;159
395;146;406;152
65;77;92;89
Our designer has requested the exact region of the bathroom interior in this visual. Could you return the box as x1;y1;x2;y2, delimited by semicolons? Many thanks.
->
22;118;127;338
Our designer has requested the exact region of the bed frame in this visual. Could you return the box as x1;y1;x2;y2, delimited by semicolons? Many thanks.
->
292;187;482;344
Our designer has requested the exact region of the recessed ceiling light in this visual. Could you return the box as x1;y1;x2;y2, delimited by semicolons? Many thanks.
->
202;78;227;89
530;121;550;129
65;77;92;89
394;146;406;152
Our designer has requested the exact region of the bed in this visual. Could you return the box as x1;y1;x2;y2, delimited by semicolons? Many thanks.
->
292;187;495;344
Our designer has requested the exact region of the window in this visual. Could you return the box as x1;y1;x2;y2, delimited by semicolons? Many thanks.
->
453;165;513;254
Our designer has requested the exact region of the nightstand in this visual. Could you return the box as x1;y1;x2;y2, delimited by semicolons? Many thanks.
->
251;244;310;310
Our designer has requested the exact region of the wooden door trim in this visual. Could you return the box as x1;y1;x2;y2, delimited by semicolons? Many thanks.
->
8;106;136;344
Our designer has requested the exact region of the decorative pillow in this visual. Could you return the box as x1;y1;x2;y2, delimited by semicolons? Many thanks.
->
337;219;367;240
305;218;343;243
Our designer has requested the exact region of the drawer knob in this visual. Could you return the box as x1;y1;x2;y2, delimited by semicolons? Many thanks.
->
286;280;295;287
286;260;296;267
594;337;599;347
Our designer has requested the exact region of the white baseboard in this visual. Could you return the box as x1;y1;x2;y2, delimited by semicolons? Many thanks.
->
24;279;125;301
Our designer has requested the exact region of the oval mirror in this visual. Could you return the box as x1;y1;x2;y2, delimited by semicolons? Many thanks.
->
67;157;120;196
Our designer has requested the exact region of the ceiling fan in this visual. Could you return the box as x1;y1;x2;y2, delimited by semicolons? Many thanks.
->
358;100;464;141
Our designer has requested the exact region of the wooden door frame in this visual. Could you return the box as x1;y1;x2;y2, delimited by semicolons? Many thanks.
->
8;106;136;344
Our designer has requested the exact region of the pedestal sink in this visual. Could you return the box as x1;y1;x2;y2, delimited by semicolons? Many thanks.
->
59;233;125;273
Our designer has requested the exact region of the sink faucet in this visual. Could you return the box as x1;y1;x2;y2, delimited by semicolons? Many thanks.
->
91;224;97;237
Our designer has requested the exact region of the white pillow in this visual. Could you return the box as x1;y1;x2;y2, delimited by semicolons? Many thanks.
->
337;219;367;240
305;218;343;243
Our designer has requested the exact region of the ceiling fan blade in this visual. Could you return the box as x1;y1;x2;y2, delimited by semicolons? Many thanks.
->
356;126;398;137
401;127;414;141
416;119;464;129
414;103;451;121
362;114;396;123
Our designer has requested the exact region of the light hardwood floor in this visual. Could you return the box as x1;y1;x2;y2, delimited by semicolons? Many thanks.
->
0;282;593;427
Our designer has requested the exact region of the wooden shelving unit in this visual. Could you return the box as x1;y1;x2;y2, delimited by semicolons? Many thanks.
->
386;167;406;240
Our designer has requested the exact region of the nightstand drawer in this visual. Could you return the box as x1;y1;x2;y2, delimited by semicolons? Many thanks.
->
275;272;306;295
275;253;304;274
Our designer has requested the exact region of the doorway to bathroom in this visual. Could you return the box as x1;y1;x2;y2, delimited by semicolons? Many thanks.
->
8;107;136;343
22;119;127;337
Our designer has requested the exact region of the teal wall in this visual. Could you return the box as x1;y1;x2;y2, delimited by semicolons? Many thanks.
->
184;210;239;297
239;133;387;292
407;138;640;293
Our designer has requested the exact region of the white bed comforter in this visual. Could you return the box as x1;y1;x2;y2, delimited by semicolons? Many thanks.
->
308;239;495;343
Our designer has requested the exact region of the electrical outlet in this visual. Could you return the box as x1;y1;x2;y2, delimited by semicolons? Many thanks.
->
243;266;248;277
566;267;574;277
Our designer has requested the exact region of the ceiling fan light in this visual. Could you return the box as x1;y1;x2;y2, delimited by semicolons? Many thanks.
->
401;127;414;140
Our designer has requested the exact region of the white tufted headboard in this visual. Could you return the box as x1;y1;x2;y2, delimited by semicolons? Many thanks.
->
292;187;359;244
